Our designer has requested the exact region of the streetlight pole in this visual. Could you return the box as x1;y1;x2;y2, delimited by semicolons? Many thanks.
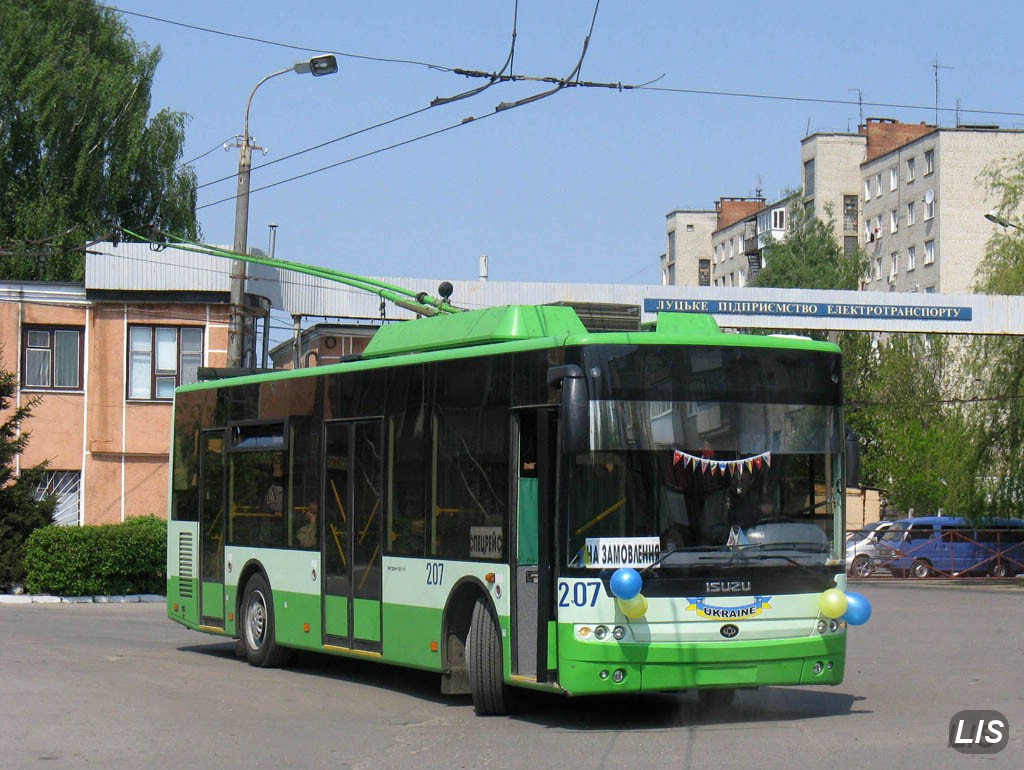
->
228;54;338;368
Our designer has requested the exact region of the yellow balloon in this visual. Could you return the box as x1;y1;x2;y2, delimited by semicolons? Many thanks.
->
819;588;848;619
618;594;648;619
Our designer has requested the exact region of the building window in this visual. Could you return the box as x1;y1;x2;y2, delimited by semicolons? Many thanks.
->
906;157;916;183
843;195;858;234
890;252;899;280
772;209;786;229
33;470;81;526
667;230;676;259
22;326;83;390
890;209;899;233
874;215;883;239
890;167;899;191
128;326;203;400
665;262;676;284
872;257;882;280
864;179;872;201
874;173;882;197
924;240;935;265
924;149;934;174
907;201;916;225
804;158;815;197
907;245;917;270
685;224;694;232
925;190;935;220
698;259;711;286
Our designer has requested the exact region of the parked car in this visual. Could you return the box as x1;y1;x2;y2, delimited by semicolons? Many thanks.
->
845;520;893;577
872;515;1024;578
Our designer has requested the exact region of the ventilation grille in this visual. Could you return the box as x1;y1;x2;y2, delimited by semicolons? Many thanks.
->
178;531;195;598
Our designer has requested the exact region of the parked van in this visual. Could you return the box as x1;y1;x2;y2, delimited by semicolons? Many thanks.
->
873;515;1024;578
845;520;893;577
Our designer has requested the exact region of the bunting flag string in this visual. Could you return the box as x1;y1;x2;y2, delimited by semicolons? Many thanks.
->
672;449;771;477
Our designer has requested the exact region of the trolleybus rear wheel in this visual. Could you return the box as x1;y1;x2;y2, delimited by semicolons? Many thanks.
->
240;573;291;668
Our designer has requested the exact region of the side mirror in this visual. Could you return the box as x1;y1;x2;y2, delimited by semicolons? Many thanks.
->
548;365;589;453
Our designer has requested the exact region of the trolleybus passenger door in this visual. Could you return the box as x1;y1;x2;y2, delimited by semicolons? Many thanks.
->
513;408;558;682
323;419;384;652
198;429;225;627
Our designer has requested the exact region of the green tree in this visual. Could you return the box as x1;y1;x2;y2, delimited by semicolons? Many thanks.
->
846;334;976;516
0;354;56;592
753;200;866;290
963;154;1024;516
0;0;198;280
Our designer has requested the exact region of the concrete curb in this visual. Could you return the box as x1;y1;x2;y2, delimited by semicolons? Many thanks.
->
0;594;165;604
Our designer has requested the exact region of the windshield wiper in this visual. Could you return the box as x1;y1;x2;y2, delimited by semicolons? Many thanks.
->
721;548;834;583
738;541;829;553
641;545;722;574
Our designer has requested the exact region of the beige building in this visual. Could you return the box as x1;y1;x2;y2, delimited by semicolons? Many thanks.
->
860;125;1024;294
662;209;717;286
801;130;867;254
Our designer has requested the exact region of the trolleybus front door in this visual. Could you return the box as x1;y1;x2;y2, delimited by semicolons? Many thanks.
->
198;429;225;627
513;408;557;682
323;419;384;652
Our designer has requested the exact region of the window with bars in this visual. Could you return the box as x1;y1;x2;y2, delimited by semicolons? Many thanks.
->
128;326;203;400
33;470;80;526
22;327;83;390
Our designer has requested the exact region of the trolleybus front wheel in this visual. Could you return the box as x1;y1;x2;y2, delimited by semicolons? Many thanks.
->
467;597;511;715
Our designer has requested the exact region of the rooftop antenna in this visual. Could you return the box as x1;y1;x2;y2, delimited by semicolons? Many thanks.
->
933;56;953;126
848;88;864;128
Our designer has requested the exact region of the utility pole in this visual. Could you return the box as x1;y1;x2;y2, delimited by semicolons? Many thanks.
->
227;55;338;368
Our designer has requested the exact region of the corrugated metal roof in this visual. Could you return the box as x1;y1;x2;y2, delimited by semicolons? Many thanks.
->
76;242;1024;334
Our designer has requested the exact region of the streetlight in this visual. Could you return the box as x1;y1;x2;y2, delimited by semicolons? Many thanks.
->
228;54;338;368
985;210;1021;231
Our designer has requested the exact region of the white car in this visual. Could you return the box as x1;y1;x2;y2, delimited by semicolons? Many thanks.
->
846;520;893;577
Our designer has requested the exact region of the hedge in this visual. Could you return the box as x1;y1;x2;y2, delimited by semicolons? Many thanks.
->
24;515;167;596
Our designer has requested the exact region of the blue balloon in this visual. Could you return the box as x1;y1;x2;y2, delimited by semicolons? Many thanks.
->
843;591;872;626
610;567;642;600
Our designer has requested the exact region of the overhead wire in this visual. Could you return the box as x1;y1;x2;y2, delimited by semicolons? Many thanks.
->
195;0;603;210
94;1;454;72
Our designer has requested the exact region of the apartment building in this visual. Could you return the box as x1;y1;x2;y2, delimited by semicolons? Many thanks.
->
662;209;717;286
861;124;1024;294
801;130;868;254
710;196;797;287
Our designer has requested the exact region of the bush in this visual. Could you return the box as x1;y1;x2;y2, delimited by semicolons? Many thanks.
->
24;515;167;596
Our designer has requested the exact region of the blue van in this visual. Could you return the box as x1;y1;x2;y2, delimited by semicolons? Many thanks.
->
873;515;1024;578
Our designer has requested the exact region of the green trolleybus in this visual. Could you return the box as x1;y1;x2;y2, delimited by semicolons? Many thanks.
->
167;304;854;714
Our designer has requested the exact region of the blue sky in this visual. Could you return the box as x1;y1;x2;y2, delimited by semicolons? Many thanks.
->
117;1;1024;288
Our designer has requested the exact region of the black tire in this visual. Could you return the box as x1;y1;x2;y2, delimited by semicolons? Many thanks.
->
989;561;1010;578
240;573;291;668
911;559;933;579
849;555;872;578
467;597;511;715
698;688;736;709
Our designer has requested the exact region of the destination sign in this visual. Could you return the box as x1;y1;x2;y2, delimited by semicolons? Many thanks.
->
644;298;972;322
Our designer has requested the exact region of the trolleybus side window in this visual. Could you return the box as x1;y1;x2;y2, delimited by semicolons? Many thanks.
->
432;358;510;560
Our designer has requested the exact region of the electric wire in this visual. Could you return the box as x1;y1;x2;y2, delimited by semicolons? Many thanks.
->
94;1;454;72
